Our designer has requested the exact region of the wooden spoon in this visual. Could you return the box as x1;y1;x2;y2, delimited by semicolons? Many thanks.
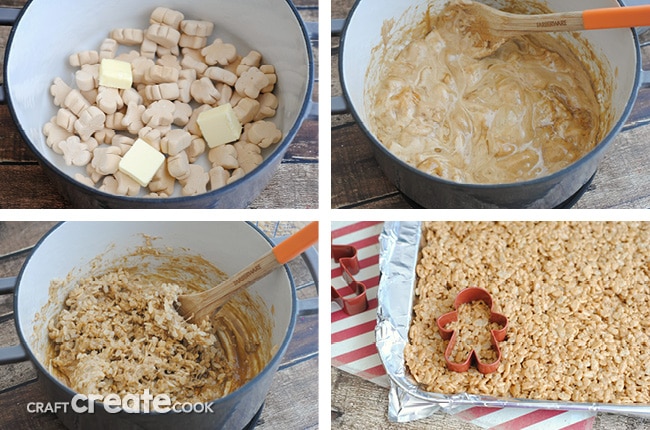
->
177;221;318;323
464;1;650;35
452;1;650;58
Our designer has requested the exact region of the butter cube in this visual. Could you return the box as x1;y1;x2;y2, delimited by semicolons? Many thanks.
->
118;138;165;187
197;104;242;148
99;58;133;89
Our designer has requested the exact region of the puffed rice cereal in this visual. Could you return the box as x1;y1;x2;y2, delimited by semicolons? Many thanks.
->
406;221;650;404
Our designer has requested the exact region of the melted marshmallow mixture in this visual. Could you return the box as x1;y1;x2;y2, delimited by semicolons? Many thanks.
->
47;268;271;404
367;1;604;184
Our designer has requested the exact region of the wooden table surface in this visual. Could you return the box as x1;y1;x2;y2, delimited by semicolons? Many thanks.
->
0;221;318;429
0;0;318;209
331;0;650;209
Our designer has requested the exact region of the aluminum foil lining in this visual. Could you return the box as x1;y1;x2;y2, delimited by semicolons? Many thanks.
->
375;221;650;423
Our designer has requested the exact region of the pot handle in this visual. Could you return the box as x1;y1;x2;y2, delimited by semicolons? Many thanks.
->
304;20;319;120
0;275;17;294
0;276;28;364
304;21;318;42
640;37;650;88
0;7;19;26
332;19;349;114
642;70;650;88
635;31;650;88
307;100;319;121
0;7;21;105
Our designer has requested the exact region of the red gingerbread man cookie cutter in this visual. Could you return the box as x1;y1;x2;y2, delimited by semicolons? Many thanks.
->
436;287;508;374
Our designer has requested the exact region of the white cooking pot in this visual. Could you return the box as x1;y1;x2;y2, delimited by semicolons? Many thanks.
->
338;0;648;208
2;0;314;208
0;222;318;429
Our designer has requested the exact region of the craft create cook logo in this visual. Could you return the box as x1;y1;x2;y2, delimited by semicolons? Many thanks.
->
26;389;213;414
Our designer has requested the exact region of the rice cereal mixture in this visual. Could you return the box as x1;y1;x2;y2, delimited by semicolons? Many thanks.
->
405;221;650;403
443;300;503;364
48;268;268;403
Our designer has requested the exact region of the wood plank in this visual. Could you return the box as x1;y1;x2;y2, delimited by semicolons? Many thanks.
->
331;123;409;208
0;380;67;430
594;414;650;430
332;0;356;19
0;347;36;392
258;358;319;430
0;222;58;257
285;119;319;161
250;163;318;209
331;367;475;429
282;313;317;366
0;165;69;209
574;125;650;208
292;0;318;7
0;105;35;163
627;88;650;127
343;194;414;209
0;0;27;7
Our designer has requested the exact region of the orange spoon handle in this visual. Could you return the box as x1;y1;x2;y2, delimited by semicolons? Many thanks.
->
583;5;650;30
272;221;318;264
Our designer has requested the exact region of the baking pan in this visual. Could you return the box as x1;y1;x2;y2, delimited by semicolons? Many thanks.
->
376;221;650;422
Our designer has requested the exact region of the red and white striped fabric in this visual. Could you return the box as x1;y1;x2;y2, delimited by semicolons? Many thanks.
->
330;221;596;430
331;220;388;387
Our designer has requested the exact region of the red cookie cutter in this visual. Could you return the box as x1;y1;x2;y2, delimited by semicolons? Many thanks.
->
436;287;508;374
331;244;368;315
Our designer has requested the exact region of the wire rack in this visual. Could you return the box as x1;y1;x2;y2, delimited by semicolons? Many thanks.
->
252;221;319;303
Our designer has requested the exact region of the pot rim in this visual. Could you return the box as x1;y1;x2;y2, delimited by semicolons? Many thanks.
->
339;0;640;191
13;221;298;415
3;0;314;205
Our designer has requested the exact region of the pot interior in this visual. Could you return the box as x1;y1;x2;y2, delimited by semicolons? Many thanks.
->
342;0;638;173
15;222;296;390
5;0;312;196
